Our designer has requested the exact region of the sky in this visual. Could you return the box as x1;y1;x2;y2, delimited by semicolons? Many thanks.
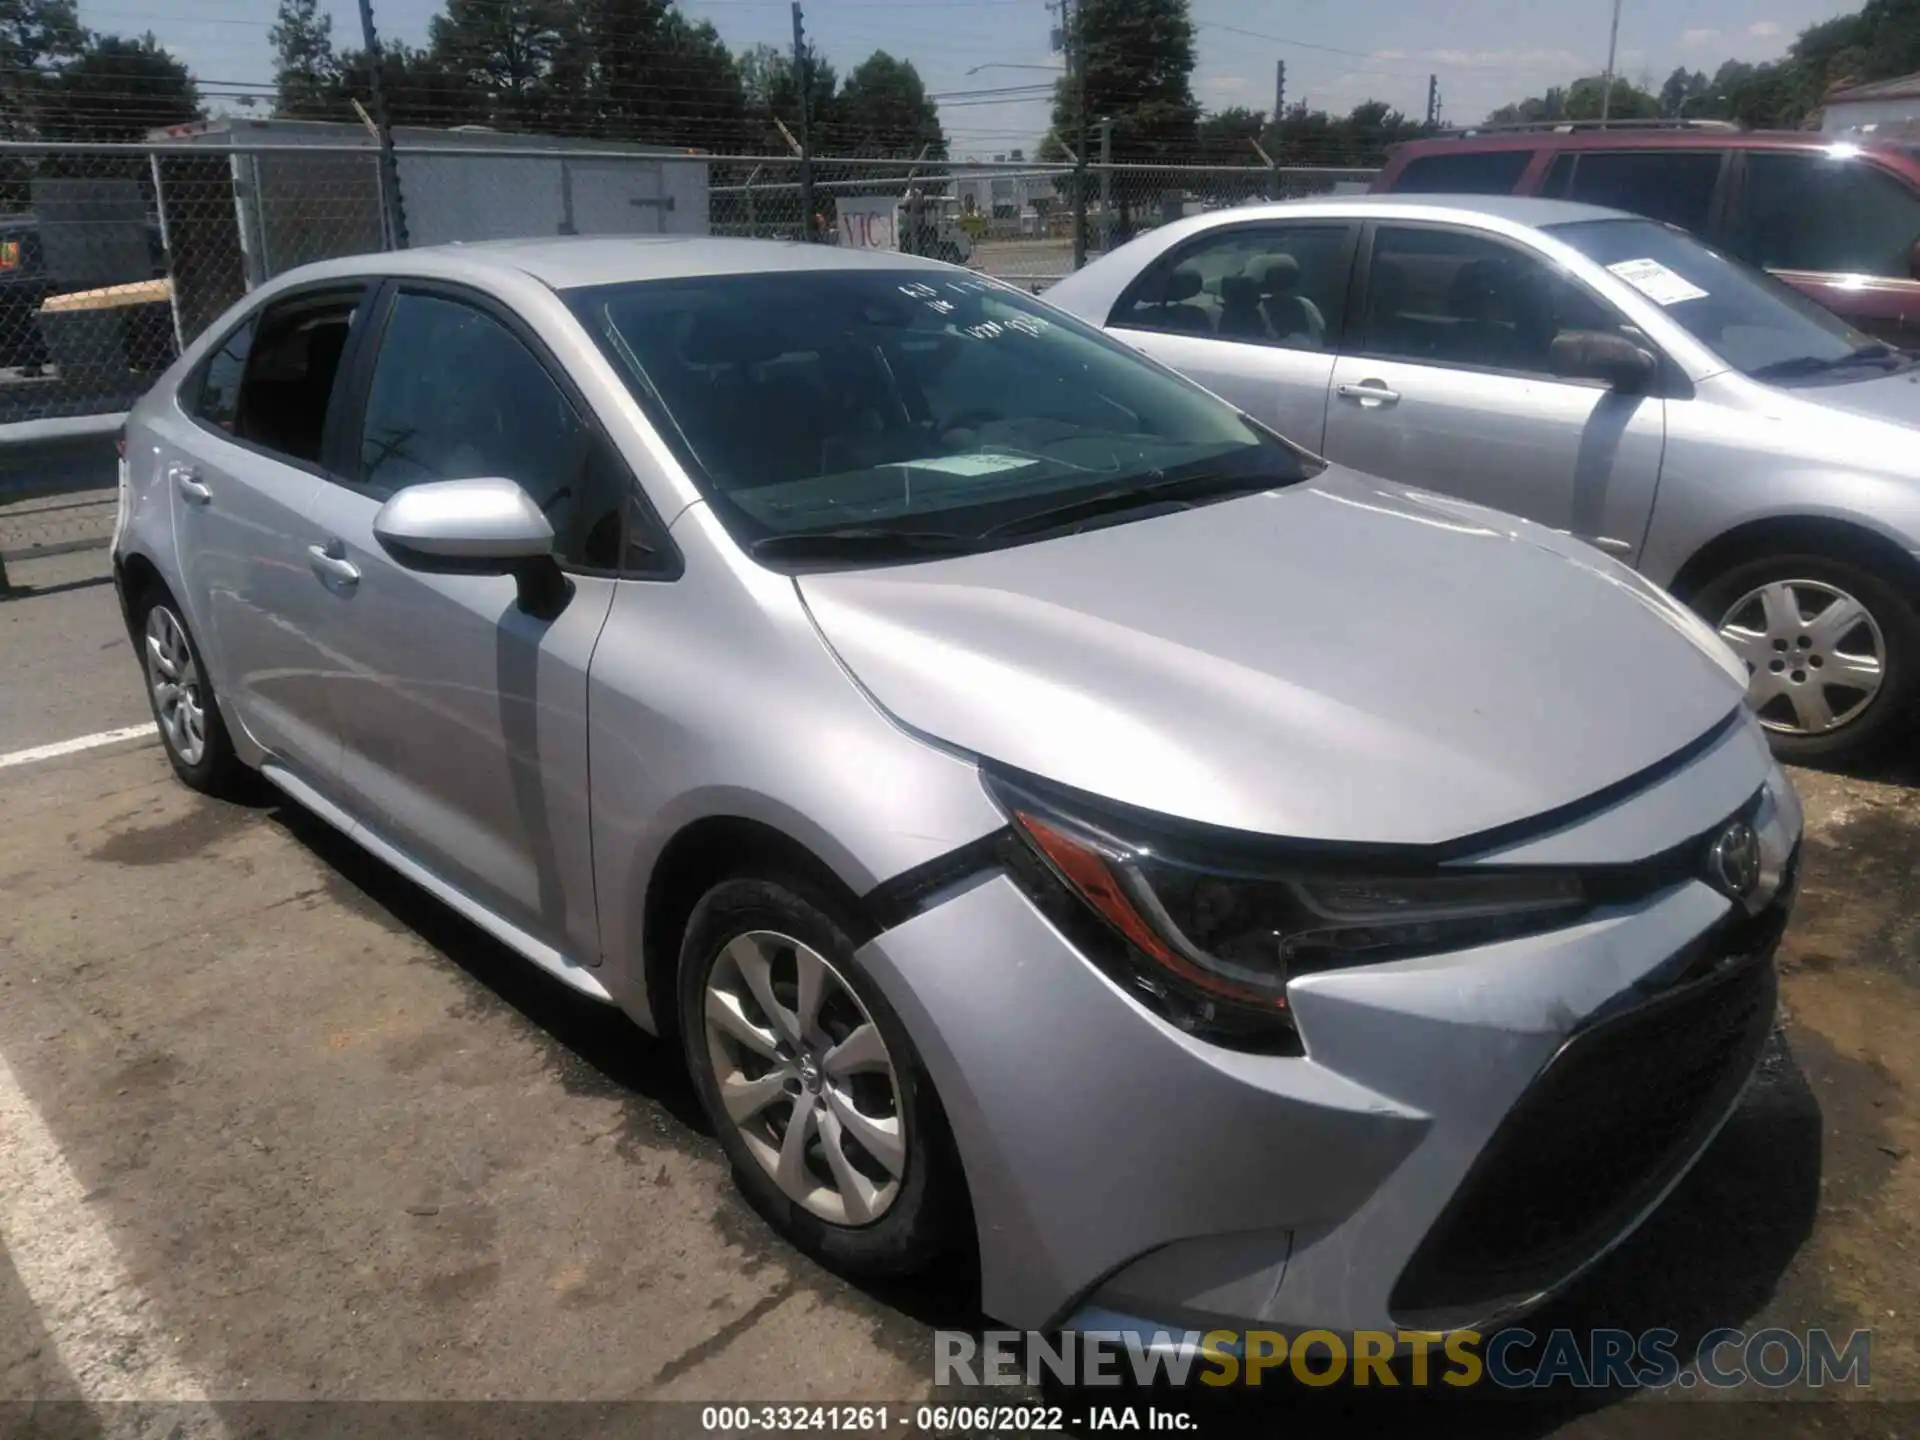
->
79;0;1862;158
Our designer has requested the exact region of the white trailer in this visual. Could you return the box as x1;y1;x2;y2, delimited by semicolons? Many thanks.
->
147;117;710;335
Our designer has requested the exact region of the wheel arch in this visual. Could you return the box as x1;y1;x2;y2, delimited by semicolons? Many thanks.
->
639;813;876;1045
1666;514;1920;604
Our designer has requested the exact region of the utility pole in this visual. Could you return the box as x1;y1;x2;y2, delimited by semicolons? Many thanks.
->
1274;59;1285;119
792;2;815;240
1426;73;1439;126
355;0;407;248
1071;0;1089;269
1599;0;1623;123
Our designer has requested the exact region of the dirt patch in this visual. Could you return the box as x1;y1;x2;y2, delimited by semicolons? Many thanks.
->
89;801;254;867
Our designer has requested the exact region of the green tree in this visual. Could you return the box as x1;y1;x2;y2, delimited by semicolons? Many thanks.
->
560;0;747;146
40;32;198;141
1657;66;1710;117
1196;104;1264;165
270;0;336;118
428;0;574;129
832;51;943;158
1486;75;1657;125
336;41;485;129
1052;0;1199;163
0;0;85;136
739;39;838;153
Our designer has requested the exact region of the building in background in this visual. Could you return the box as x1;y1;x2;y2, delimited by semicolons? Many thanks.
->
1822;72;1920;135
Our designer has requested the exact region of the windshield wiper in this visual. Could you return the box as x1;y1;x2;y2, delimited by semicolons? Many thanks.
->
749;527;981;561
981;470;1282;540
1750;344;1908;380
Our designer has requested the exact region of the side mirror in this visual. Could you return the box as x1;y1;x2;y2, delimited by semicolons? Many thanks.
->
1908;233;1920;281
1550;330;1658;394
373;477;569;616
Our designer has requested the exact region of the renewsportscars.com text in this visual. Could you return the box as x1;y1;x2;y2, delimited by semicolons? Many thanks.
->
935;1326;1872;1390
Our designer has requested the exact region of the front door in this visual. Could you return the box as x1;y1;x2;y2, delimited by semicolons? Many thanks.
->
1105;221;1358;450
1322;223;1666;560
299;285;630;963
160;286;366;786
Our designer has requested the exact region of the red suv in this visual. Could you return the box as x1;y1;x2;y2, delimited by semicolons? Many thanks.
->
1374;123;1920;346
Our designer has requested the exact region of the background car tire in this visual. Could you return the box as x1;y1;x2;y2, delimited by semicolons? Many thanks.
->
133;583;249;796
678;874;963;1279
1691;550;1920;766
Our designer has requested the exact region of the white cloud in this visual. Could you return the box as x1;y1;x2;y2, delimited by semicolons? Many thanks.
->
1681;28;1719;48
1428;46;1585;71
1750;20;1784;39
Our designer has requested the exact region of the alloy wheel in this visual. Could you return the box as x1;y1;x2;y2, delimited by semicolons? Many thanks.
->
1717;579;1886;737
145;604;209;767
703;931;906;1226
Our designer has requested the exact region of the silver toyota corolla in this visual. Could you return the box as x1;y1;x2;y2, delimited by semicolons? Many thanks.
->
114;237;1801;1339
1047;194;1920;766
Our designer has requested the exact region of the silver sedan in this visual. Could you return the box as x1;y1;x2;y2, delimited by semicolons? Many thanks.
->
116;235;1798;1340
1048;194;1920;765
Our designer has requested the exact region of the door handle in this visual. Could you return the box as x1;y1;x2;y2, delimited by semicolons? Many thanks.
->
169;463;211;504
1335;380;1401;408
307;542;361;588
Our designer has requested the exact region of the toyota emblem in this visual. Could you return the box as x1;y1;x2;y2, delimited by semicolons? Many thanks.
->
1709;821;1762;899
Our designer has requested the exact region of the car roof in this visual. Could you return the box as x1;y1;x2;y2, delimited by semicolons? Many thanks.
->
1390;128;1919;160
1192;193;1626;227
321;235;956;291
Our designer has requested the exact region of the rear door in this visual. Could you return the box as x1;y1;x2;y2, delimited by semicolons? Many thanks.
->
160;284;367;787
1321;221;1667;559
298;282;663;963
1722;148;1920;348
1104;220;1358;448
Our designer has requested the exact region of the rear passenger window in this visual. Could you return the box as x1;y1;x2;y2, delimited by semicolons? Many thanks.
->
1731;152;1920;278
228;290;362;465
1557;151;1723;235
1111;223;1353;349
191;319;253;431
1393;150;1532;195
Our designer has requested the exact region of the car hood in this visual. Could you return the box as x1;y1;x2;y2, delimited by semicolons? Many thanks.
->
1786;363;1920;427
797;468;1748;846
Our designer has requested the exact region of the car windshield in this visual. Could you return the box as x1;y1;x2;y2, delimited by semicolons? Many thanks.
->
567;268;1315;562
1545;216;1902;384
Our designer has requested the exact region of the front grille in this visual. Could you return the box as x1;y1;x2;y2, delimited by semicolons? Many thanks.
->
1388;908;1783;1327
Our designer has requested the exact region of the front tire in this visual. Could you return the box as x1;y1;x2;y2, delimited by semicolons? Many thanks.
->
1693;550;1920;766
134;585;248;795
678;874;960;1278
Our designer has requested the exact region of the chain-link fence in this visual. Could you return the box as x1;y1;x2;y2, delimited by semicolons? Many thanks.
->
0;136;1381;441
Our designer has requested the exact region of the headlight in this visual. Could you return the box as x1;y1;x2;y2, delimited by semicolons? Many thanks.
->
991;773;1588;1046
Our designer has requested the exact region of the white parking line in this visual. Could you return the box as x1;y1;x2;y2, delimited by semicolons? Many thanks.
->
0;1045;219;1405
0;724;156;771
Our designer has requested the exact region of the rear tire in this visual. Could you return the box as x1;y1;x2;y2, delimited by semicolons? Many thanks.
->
678;873;961;1278
133;584;249;796
1691;550;1920;766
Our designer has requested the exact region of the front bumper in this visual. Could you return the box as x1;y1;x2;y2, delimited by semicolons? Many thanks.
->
852;716;1801;1334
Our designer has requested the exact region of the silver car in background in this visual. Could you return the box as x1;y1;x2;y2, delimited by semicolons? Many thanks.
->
1048;195;1920;766
115;237;1800;1340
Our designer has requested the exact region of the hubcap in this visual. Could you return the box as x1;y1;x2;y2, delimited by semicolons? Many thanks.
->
1717;579;1886;738
703;931;906;1226
145;605;208;766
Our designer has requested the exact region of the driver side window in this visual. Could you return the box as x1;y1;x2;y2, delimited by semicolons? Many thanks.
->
1360;226;1635;379
358;290;626;570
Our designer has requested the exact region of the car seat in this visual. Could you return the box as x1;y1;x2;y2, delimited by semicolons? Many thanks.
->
1258;256;1328;348
1139;267;1214;334
1218;274;1268;339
